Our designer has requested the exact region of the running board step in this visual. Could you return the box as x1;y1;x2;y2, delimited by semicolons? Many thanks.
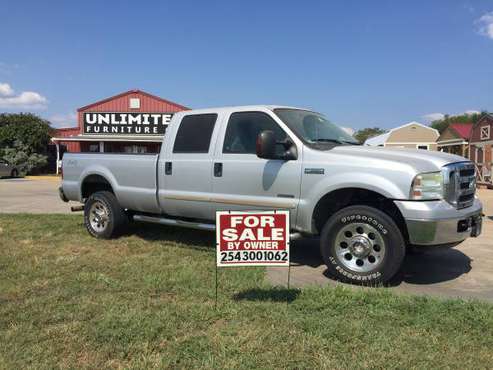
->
133;214;216;231
133;214;303;240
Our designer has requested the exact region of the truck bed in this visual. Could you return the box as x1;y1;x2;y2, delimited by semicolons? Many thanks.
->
62;153;161;213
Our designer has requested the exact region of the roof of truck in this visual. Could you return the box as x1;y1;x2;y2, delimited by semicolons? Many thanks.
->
181;105;312;114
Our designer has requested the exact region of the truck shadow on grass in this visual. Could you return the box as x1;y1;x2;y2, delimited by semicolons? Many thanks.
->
125;222;215;252
124;223;472;288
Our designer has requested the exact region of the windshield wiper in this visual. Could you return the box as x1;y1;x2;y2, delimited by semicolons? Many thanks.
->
341;140;361;145
312;138;359;145
311;138;343;144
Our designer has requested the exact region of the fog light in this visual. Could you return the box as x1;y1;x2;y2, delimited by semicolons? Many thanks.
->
457;219;469;233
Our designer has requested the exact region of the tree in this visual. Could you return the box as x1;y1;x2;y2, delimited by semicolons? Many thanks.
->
430;111;485;134
1;140;47;175
354;127;387;144
0;113;54;154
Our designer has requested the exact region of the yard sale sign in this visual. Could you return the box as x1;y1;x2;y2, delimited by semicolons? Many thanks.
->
216;210;290;267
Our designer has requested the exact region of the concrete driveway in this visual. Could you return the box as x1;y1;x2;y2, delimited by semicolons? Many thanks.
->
0;177;75;213
1;177;493;301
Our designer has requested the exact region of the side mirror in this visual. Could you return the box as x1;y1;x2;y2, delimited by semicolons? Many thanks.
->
256;130;298;160
256;130;277;159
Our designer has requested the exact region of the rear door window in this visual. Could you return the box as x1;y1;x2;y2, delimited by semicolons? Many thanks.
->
173;114;218;153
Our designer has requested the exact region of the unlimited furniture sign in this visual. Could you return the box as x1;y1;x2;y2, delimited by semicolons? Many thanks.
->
83;112;173;135
216;210;290;267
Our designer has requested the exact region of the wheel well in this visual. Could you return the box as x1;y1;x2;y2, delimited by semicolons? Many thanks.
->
81;175;113;200
312;188;409;242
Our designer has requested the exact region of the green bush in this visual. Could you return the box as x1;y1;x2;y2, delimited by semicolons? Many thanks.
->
0;113;53;153
1;140;47;175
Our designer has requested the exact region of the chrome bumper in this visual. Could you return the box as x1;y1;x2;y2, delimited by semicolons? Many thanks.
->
394;198;483;246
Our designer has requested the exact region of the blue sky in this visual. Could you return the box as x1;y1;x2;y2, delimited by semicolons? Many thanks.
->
1;0;492;129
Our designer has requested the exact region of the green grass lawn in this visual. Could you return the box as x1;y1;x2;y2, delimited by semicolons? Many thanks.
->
0;214;492;369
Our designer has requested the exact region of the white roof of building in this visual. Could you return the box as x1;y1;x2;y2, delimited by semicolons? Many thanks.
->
364;132;390;146
364;121;439;146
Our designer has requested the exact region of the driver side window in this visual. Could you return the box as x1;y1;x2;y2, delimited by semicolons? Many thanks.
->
223;111;287;155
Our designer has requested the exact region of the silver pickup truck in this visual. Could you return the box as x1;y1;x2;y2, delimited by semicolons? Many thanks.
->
60;105;483;284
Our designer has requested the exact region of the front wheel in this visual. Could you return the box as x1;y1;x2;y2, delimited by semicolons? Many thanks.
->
320;205;405;285
10;169;18;178
84;191;127;239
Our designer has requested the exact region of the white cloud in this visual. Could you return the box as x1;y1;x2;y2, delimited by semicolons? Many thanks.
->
0;82;14;96
476;12;493;40
49;112;78;128
422;113;445;123
0;82;48;110
422;110;481;123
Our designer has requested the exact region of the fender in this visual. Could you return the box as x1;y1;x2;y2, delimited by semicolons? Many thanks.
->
79;165;120;202
296;172;411;234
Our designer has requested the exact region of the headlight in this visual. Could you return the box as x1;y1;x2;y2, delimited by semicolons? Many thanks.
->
410;172;443;200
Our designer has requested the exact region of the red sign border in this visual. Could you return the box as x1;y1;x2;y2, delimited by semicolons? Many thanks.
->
216;210;290;267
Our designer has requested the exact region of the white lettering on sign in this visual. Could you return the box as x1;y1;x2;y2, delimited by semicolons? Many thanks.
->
216;210;290;267
83;112;173;136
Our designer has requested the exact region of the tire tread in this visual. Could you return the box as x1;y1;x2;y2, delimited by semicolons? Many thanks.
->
320;205;405;285
84;191;127;239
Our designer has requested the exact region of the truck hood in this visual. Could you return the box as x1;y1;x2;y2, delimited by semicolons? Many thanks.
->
329;145;468;172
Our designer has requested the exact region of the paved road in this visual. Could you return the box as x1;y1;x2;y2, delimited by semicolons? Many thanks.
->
0;177;75;213
1;177;493;301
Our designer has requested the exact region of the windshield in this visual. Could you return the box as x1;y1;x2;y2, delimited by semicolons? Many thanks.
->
273;108;359;146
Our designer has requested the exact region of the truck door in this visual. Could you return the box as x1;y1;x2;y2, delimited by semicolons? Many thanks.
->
211;110;302;225
159;113;220;220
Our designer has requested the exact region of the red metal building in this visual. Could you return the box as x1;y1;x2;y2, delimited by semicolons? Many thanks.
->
52;89;189;165
469;113;493;185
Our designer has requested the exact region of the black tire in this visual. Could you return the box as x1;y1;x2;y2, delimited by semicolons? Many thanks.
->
10;169;18;178
320;205;405;285
84;191;127;239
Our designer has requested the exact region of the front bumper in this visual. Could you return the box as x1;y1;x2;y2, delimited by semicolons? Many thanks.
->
394;198;483;246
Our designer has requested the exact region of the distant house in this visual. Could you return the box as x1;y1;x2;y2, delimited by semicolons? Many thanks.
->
364;121;439;150
469;113;493;184
436;123;472;158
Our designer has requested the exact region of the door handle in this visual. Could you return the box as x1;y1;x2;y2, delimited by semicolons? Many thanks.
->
214;162;223;177
165;161;172;175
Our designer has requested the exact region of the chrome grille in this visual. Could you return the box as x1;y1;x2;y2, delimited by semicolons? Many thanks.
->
442;162;476;209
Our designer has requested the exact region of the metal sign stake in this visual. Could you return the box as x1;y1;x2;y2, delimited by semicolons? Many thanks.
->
287;260;291;305
215;248;219;310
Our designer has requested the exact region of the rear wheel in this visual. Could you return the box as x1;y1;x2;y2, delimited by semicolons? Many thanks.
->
320;205;405;285
10;169;18;178
84;191;127;239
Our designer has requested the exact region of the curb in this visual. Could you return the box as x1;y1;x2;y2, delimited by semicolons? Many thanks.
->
25;176;61;181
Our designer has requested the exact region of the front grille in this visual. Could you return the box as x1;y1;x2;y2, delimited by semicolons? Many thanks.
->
443;162;476;209
458;193;474;203
459;168;475;177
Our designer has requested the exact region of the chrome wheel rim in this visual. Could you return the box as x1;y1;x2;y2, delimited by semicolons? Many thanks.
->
89;201;109;233
334;222;386;273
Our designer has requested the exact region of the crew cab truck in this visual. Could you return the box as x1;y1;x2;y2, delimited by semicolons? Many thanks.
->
60;106;483;284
